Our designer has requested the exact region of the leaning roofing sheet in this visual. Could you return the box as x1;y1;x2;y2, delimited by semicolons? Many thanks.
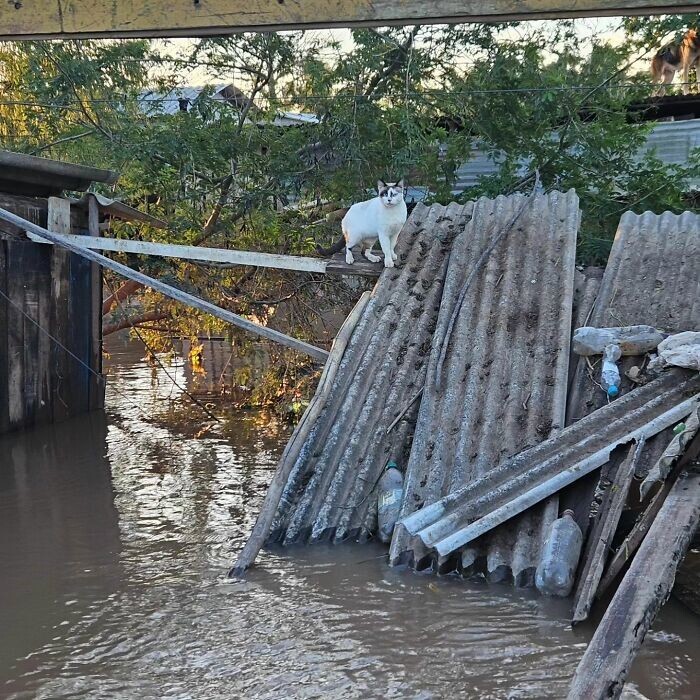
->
566;210;700;485
568;210;700;423
397;370;700;562
389;190;579;584
268;201;473;545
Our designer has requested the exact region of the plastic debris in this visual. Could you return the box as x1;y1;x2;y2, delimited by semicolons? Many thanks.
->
648;331;700;372
377;461;404;543
535;509;583;597
601;344;622;398
572;325;665;357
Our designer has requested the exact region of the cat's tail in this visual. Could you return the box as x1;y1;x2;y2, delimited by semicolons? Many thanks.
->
315;235;345;257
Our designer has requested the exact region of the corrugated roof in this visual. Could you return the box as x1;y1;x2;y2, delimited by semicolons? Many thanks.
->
137;84;234;116
388;190;579;584
0;150;118;197
396;370;700;563
267;201;474;545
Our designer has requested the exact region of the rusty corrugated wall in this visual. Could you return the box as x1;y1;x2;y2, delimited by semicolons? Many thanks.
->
388;190;579;585
267;201;474;545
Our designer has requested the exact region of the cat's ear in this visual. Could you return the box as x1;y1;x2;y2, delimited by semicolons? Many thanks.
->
377;179;387;192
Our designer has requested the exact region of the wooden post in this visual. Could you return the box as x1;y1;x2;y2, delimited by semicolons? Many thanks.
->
571;438;645;624
48;197;73;423
230;291;372;576
567;469;700;700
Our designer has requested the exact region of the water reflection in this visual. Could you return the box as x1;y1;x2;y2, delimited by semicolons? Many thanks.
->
0;337;697;699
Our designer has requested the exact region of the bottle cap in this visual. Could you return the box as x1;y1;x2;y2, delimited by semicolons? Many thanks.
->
386;460;398;470
607;385;619;397
673;423;686;435
562;509;576;518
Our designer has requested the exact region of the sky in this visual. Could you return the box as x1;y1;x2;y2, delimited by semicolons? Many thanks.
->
151;18;628;87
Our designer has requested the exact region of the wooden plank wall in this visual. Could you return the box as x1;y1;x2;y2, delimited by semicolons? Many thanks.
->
0;196;103;434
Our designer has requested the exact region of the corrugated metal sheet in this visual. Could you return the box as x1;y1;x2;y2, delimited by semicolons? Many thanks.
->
388;190;579;585
565;208;700;512
635;119;700;189
267;201;474;545
396;370;700;562
452;119;700;193
138;84;231;116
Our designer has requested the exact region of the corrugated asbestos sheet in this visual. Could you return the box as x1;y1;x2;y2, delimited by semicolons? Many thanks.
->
396;370;700;562
566;210;700;486
388;190;579;585
267;201;474;545
568;210;700;423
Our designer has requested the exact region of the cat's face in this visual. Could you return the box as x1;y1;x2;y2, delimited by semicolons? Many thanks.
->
378;179;405;208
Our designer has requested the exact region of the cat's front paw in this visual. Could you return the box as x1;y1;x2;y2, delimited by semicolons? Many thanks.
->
384;258;395;268
345;250;355;264
365;252;381;263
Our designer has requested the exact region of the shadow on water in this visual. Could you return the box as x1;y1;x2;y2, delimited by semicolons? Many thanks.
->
0;336;697;699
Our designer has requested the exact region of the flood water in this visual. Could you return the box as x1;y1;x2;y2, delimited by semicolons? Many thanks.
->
1;337;698;699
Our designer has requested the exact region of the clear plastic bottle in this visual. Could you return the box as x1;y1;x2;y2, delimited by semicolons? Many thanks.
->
601;343;622;398
535;509;583;597
377;461;404;543
572;325;664;357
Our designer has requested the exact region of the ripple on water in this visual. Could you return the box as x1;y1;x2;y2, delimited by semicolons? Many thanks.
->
0;338;697;699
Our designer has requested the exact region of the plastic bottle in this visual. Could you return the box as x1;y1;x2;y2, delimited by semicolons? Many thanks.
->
601;343;622;398
572;325;664;357
377;461;404;543
535;509;583;597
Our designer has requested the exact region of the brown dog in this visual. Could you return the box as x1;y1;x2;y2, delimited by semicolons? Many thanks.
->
651;29;700;96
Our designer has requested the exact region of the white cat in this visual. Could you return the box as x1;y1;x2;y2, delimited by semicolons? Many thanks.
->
316;179;407;268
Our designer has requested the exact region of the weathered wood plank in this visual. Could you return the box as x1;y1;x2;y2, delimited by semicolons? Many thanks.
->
21;244;44;427
68;249;93;416
567;468;700;700
48;198;73;424
0;0;696;39
27;230;382;277
6;241;25;429
1;206;330;362
87;194;104;411
571;438;645;624
597;430;700;597
0;241;9;433
35;247;53;425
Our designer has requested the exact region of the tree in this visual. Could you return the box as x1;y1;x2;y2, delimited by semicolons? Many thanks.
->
0;19;697;406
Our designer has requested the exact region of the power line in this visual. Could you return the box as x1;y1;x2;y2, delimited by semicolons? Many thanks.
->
0;82;685;112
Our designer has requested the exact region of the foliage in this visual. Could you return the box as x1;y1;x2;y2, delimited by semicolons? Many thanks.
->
0;20;698;404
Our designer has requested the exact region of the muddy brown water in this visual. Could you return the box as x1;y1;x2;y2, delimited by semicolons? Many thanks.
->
0;337;698;699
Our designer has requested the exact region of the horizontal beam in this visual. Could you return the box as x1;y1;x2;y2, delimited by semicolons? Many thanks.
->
27;230;326;272
0;1;698;40
26;230;383;277
0;207;330;362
